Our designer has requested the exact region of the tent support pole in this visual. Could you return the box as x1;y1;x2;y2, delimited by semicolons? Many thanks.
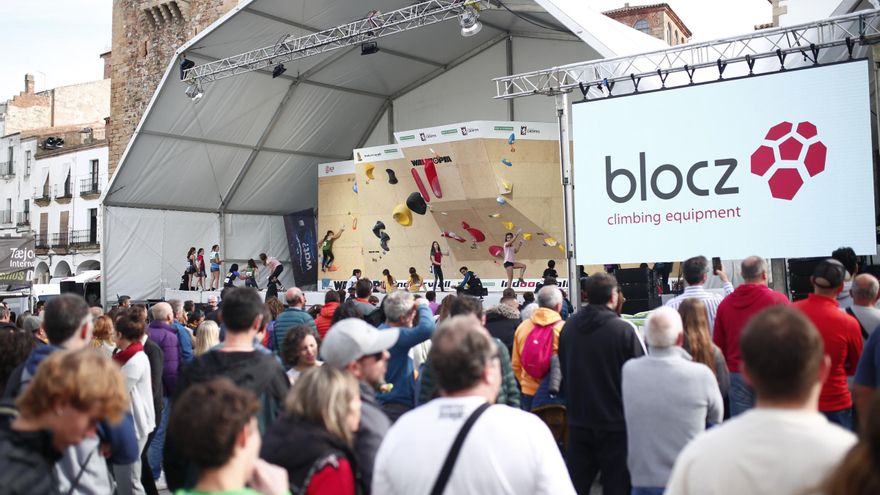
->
506;35;514;121
219;211;226;283
556;91;578;312
387;100;395;143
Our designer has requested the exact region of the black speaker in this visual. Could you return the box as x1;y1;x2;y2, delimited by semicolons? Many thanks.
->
84;282;101;307
615;267;653;284
60;281;83;295
787;257;823;300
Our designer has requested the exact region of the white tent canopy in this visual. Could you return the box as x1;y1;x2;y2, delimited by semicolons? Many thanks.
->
102;0;663;302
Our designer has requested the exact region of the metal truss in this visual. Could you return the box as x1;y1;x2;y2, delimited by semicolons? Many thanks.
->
184;0;489;84
494;9;880;100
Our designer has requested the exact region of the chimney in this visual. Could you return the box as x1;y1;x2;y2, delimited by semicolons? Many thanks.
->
624;2;630;7
24;74;35;94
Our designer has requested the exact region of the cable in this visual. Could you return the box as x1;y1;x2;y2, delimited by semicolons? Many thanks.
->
494;0;569;33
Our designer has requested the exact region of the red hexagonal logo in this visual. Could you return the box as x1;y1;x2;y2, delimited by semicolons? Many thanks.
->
751;120;826;200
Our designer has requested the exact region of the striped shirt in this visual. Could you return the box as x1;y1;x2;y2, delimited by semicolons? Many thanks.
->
665;283;734;334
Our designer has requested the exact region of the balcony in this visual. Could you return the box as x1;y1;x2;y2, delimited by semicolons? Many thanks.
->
34;186;51;206
0;162;14;178
55;183;73;203
34;234;49;253
0;211;11;225
51;232;69;253
70;229;99;250
79;177;101;198
16;212;29;227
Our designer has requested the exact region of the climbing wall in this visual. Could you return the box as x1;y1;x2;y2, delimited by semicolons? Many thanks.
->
316;160;364;276
316;121;570;288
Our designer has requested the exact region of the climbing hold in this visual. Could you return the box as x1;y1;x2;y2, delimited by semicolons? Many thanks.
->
489;245;504;258
501;180;513;193
523;233;532;241
441;231;466;243
411;168;430;202
380;232;391;252
508;133;516;145
501;159;512;167
392;204;413;226
352;182;358;193
386;169;398;185
351;217;358;231
488;213;501;218
364;163;375;181
502;221;514;230
372;221;386;239
543;237;558;247
496;196;506;205
423;158;443;198
558;244;565;253
406;191;428;215
462;222;485;242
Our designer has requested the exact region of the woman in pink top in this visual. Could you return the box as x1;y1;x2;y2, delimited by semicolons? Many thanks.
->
503;230;527;289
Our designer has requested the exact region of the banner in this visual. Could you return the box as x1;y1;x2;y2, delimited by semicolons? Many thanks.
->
572;61;876;264
0;235;35;291
320;277;570;293
283;209;318;289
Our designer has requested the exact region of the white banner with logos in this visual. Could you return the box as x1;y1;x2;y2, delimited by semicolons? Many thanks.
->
320;277;570;293
572;61;876;264
394;120;558;146
317;160;355;178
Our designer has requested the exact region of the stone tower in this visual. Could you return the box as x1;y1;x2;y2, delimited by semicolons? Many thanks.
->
109;0;239;176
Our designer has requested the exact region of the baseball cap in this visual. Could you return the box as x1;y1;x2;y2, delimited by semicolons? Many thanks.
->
812;259;846;289
321;318;399;368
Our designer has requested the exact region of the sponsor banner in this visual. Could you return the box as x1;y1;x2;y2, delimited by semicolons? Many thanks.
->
283;209;318;288
320;278;569;292
394;120;558;146
317;160;355;178
352;145;405;164
0;235;35;291
572;61;876;263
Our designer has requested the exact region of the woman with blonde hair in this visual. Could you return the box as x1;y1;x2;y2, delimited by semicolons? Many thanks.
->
678;298;730;397
91;314;116;358
407;266;424;293
193;320;220;356
261;366;363;495
381;268;397;294
0;348;128;494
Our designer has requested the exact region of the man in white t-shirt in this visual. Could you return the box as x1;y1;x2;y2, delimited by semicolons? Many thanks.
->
666;306;857;495
372;315;575;495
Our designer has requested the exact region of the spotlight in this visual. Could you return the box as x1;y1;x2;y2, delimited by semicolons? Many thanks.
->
179;57;195;80
272;63;287;78
185;83;203;103
459;7;482;37
361;42;380;56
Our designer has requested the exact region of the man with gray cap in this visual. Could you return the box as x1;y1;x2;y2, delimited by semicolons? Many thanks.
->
322;318;399;490
793;258;863;429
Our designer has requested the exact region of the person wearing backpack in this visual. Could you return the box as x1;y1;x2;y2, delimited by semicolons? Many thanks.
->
512;286;567;411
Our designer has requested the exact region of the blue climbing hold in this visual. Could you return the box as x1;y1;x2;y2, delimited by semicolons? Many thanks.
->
501;158;512;167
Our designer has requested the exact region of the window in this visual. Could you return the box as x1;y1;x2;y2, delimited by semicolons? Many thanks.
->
667;22;672;44
25;151;31;176
633;19;649;34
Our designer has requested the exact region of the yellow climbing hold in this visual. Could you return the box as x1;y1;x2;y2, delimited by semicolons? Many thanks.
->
392;204;413;227
523;233;532;241
502;221;514;230
544;237;558;247
502;180;513;193
558;244;565;253
364;163;375;180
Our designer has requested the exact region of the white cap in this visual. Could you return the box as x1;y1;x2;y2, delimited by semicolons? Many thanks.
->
321;318;399;368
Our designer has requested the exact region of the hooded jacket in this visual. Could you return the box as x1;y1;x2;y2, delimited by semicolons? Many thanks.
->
558;304;645;431
0;409;61;495
511;307;564;396
713;283;789;373
261;414;364;495
2;344;139;495
315;302;340;340
484;304;521;356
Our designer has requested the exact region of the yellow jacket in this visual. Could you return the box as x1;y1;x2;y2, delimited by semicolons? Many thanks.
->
511;307;564;396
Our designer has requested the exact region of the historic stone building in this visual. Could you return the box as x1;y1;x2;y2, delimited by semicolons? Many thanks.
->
603;3;692;46
109;0;239;175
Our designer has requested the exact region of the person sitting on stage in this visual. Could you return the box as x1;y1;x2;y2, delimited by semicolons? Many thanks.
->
456;266;484;298
223;263;241;288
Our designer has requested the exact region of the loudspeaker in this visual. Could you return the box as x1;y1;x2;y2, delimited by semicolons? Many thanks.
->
615;267;653;284
787;257;823;301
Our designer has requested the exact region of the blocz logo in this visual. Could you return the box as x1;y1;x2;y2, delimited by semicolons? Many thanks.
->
750;121;827;200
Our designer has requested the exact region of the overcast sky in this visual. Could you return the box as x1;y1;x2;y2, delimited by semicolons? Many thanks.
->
0;0;834;102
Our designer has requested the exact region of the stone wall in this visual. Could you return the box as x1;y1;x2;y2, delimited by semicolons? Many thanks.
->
108;0;239;176
4;78;110;137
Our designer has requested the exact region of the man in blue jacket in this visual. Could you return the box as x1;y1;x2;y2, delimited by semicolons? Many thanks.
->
377;290;435;421
2;294;139;493
273;287;316;357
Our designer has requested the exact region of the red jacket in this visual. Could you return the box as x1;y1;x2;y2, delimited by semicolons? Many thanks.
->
315;302;339;340
793;294;863;411
714;283;789;372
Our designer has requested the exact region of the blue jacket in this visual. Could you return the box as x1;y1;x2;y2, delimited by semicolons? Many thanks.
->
377;304;435;408
173;320;193;363
273;307;317;356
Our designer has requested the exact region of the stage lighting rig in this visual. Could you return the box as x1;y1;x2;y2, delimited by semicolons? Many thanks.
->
459;6;482;37
272;63;287;78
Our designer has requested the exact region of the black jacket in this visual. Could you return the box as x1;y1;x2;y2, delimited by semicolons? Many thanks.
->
355;382;389;492
166;350;290;491
0;404;61;495
142;338;165;420
558;304;644;431
261;414;365;495
484;305;521;355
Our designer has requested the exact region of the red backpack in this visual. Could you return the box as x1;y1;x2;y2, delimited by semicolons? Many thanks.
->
520;320;560;380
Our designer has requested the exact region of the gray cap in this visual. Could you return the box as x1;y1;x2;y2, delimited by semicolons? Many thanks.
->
321;318;400;368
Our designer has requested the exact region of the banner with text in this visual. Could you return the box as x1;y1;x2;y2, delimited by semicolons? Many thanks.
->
0;235;35;291
284;209;318;289
572;61;875;263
